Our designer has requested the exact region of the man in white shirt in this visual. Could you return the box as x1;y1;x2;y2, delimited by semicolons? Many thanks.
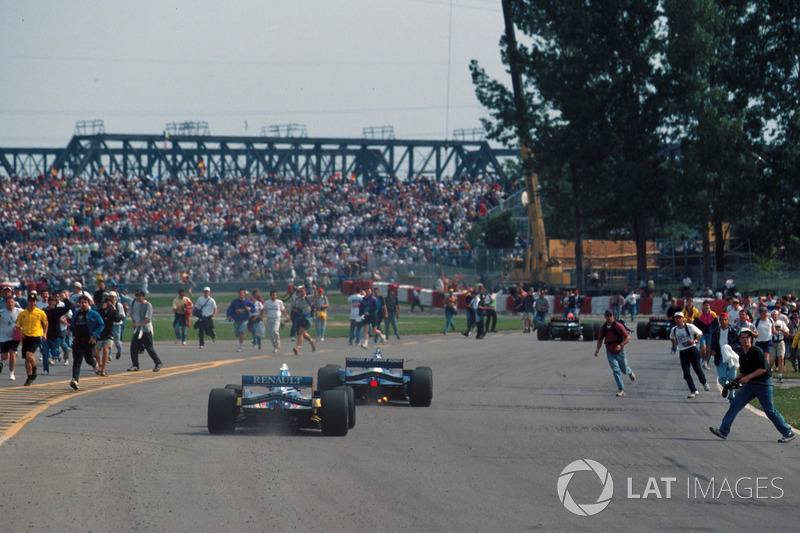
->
264;290;286;353
669;312;709;398
194;287;218;349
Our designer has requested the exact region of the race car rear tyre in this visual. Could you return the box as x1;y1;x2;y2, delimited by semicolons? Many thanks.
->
321;389;349;436
208;388;237;434
637;322;649;340
224;383;243;396
593;323;601;340
582;323;594;341
317;365;341;391
409;367;433;407
335;385;356;429
537;325;549;341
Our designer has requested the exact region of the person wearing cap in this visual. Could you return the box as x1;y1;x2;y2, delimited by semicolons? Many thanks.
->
0;295;23;380
194;287;217;349
594;309;634;397
70;282;93;307
710;312;740;401
312;286;329;342
15;292;48;386
769;309;789;382
669;311;709;398
710;324;796;443
67;295;103;390
128;290;163;372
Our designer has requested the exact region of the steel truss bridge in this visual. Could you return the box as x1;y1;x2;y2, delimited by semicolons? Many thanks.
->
0;133;516;181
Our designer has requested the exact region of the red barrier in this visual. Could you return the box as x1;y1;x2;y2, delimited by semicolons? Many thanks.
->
432;291;445;307
341;280;374;295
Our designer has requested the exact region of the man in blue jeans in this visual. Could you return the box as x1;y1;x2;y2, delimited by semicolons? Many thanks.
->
710;324;796;443
594;310;635;397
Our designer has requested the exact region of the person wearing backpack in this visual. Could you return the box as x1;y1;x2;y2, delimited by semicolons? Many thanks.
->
594;309;635;397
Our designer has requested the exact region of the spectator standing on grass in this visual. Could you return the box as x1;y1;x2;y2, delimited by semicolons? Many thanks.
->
227;288;254;353
753;307;774;356
709;324;796;443
669;311;709;399
594;309;634;397
442;289;457;335
769;309;788;383
127;290;163;372
410;287;424;313
264;290;286;353
194;287;217;349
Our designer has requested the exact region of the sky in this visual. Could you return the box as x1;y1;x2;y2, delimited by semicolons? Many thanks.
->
0;0;509;148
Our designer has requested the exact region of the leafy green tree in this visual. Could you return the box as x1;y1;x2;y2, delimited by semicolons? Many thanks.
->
483;210;518;249
471;1;668;284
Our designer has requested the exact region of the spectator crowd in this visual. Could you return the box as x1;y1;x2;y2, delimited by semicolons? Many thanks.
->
0;172;506;288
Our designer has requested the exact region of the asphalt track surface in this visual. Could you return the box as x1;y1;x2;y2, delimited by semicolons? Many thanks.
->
1;327;798;532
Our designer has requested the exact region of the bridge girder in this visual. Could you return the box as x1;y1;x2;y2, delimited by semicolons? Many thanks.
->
1;134;516;182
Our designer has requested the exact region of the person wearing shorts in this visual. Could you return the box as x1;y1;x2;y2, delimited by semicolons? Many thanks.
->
226;289;254;353
94;294;122;376
695;300;718;370
16;292;48;386
0;295;22;381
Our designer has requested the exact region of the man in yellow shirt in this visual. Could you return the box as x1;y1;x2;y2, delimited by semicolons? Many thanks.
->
15;292;48;386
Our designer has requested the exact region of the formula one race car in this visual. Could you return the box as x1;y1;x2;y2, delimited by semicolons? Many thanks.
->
537;316;596;341
636;316;674;339
318;349;433;407
207;364;355;436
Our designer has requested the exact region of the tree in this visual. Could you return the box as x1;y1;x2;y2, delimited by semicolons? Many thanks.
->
471;1;668;285
483;210;518;249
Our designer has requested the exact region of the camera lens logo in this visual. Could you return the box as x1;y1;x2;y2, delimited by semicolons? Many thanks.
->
557;459;614;516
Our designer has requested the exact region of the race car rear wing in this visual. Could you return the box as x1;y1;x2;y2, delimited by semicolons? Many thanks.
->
345;357;404;369
242;375;314;388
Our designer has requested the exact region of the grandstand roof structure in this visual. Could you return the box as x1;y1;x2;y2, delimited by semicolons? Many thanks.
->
0;133;517;182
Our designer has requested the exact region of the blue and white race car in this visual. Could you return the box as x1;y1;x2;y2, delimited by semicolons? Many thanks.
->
207;363;355;436
318;349;433;407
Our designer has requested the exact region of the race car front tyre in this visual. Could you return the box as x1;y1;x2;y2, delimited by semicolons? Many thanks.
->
317;365;341;391
537;325;549;341
321;389;349;436
335;385;356;429
636;322;649;340
409;367;433;407
208;388;237;434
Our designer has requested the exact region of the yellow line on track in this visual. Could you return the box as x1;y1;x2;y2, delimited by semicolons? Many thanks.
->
0;358;245;440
